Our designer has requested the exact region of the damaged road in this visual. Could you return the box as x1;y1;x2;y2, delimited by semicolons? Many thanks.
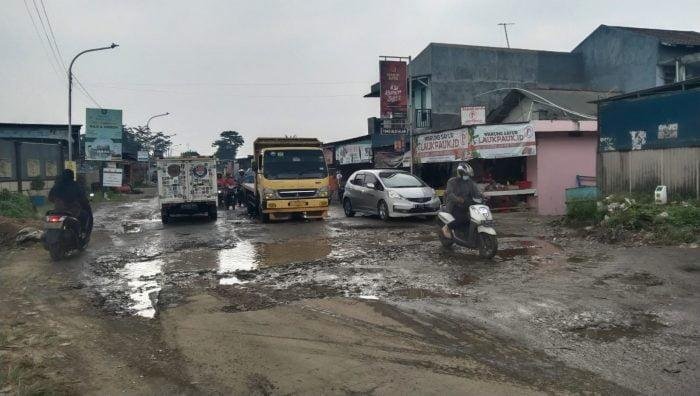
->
1;197;698;394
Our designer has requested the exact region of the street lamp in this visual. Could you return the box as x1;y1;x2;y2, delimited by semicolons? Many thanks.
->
67;43;119;163
146;112;170;129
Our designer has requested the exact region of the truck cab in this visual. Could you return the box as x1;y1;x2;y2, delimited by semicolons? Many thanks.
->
244;138;330;221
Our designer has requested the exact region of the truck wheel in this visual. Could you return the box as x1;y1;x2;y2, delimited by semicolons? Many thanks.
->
258;201;270;223
208;205;218;221
161;209;171;224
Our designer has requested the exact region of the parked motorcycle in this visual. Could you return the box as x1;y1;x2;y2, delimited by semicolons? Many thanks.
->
42;211;91;261
436;198;498;258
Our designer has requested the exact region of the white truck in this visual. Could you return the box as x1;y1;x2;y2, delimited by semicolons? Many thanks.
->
156;157;218;223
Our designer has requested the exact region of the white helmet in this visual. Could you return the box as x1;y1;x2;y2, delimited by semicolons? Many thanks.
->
457;162;474;178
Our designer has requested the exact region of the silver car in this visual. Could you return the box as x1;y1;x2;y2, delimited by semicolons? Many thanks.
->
342;169;440;220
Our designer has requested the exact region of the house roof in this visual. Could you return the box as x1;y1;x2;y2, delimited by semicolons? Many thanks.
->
488;88;616;122
593;77;700;103
608;25;700;46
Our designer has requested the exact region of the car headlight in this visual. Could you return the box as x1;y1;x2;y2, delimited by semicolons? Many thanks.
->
318;186;329;197
388;190;402;199
263;188;276;199
218;190;222;194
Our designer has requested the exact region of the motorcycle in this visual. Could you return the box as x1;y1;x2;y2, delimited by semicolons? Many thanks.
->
218;184;235;208
436;198;498;259
42;210;91;261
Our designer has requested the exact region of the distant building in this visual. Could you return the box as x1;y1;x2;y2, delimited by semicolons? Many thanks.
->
596;78;700;198
0;123;80;194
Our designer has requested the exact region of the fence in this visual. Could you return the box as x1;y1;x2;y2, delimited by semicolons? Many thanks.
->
0;140;63;195
598;147;700;199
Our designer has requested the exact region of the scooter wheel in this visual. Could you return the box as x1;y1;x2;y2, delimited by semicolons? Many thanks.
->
478;233;498;259
48;243;65;261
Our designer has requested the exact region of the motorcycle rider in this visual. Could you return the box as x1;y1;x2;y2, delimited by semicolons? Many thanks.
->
442;162;483;237
48;169;93;238
234;169;246;207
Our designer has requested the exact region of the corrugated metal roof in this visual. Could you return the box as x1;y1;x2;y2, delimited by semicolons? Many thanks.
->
525;89;615;116
610;25;700;46
594;77;700;103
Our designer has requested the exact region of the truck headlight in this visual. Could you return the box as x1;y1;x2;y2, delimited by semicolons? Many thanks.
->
318;186;329;197
263;188;276;199
388;190;402;199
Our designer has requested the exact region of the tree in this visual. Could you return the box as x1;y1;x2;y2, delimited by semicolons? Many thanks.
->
151;132;173;158
180;150;200;158
212;130;244;160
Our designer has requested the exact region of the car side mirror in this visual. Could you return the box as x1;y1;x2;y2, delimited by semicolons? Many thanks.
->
366;182;375;189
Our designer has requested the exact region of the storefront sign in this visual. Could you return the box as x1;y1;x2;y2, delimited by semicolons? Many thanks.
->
336;141;372;165
415;128;470;163
471;122;536;158
461;106;486;126
85;108;123;161
137;150;149;162
102;167;123;187
380;60;408;120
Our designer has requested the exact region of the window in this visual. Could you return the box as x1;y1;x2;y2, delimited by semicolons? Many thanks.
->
351;173;365;186
365;173;382;190
379;172;426;188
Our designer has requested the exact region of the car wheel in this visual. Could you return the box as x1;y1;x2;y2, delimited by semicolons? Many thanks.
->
378;201;390;221
343;198;355;217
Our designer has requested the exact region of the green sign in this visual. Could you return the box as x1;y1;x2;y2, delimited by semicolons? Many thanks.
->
85;108;123;161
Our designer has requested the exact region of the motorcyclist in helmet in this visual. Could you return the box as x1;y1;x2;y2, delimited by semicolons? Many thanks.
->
234;169;246;207
442;162;483;237
48;169;93;237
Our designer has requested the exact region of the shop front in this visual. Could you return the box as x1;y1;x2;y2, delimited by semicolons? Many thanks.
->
414;123;537;210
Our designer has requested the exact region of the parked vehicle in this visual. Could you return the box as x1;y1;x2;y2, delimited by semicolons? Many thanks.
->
435;198;498;258
42;210;90;261
342;170;440;220
157;157;218;223
244;138;330;222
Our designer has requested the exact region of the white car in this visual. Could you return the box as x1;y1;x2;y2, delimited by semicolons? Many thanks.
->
342;169;440;220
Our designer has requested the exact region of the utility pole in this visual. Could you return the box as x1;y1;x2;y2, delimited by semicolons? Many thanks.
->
146;112;170;129
498;23;515;48
67;43;119;163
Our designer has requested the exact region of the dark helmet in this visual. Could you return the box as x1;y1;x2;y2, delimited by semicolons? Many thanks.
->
238;169;245;174
61;168;75;182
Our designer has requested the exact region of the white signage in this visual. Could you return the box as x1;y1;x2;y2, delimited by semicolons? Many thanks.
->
472;122;536;158
415;128;470;163
102;167;123;187
336;141;372;165
461;106;486;126
137;150;149;162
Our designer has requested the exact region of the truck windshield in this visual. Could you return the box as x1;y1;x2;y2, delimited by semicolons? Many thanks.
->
263;150;328;180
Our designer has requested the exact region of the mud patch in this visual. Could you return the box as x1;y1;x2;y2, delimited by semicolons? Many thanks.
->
456;273;479;285
566;312;665;342
595;272;664;287
216;283;341;312
390;288;448;299
680;264;700;273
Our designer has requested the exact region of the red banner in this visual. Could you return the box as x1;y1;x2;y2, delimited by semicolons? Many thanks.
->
380;60;408;119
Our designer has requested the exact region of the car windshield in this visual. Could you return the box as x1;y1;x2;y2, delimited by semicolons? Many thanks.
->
379;172;425;188
263;149;328;180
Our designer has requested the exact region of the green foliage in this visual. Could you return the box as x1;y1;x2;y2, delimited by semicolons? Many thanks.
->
0;190;35;218
180;150;200;158
565;200;602;225
212;130;244;160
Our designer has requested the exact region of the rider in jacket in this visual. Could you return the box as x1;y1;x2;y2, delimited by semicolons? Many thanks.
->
48;169;93;237
442;162;482;236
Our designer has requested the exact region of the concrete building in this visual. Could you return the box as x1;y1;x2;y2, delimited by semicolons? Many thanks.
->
0;123;80;195
595;78;700;199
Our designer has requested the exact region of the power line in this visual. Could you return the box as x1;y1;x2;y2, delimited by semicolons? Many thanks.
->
87;80;371;87
23;0;63;81
89;84;362;98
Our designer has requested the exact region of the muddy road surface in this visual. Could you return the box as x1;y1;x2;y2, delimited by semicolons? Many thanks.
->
1;197;698;394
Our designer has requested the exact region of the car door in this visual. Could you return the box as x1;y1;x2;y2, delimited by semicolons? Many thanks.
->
363;173;383;213
349;173;367;211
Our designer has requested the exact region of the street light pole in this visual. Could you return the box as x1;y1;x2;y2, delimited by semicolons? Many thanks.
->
67;43;119;163
146;112;170;129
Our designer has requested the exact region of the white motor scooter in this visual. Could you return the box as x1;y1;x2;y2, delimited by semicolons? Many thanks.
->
436;198;498;259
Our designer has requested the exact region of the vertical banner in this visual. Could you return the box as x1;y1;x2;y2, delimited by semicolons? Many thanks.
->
85;108;123;161
379;60;408;120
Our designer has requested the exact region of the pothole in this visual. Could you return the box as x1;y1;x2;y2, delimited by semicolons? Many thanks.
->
566;312;665;342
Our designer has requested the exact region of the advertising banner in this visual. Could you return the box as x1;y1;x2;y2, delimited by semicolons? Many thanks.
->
461;106;486;126
85;108;123;161
336;141;372;165
379;60;408;120
415;128;470;163
137;150;149;162
471;122;536;158
102;167;123;187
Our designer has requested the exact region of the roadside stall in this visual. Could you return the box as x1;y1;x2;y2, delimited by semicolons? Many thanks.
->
414;122;537;210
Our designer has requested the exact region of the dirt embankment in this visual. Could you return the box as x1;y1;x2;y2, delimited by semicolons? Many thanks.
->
0;216;42;248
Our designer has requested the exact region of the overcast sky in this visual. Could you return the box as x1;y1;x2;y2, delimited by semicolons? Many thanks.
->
2;0;699;156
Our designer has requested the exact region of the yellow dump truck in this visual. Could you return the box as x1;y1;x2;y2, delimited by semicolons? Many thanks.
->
243;138;330;222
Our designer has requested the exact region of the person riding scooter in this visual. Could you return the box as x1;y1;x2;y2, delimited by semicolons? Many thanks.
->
48;169;93;238
234;169;246;207
442;162;482;238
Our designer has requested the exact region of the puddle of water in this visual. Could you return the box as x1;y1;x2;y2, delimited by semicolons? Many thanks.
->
391;288;447;299
568;313;665;342
218;240;258;273
497;238;561;259
358;295;379;300
217;239;332;273
219;277;249;285
120;259;163;318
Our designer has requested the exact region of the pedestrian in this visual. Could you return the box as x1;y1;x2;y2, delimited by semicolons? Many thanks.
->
336;170;344;202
